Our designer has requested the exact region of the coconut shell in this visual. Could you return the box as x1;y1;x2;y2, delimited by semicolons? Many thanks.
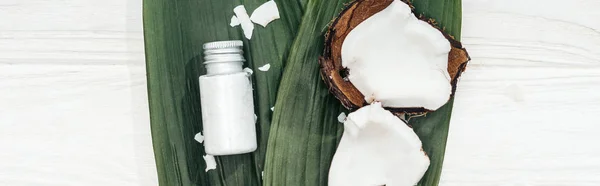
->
319;0;470;113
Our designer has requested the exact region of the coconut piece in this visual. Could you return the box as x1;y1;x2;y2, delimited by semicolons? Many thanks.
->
249;0;280;27
243;67;253;75
329;102;430;186
203;155;217;172
258;63;271;71
341;0;451;110
342;1;452;110
319;0;470;113
194;132;204;143
230;15;240;27
233;5;254;39
337;112;346;123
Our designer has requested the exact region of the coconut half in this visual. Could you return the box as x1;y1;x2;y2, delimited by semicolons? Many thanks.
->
328;102;430;186
320;0;470;113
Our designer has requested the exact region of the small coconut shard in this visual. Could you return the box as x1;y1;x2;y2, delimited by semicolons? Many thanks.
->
329;102;430;186
230;15;240;27
249;0;280;27
203;155;217;172
258;63;271;71
337;112;347;123
194;132;204;143
233;5;254;39
243;67;253;76
320;0;470;113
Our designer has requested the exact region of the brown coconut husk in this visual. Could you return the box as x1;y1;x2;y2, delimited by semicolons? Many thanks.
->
319;0;470;113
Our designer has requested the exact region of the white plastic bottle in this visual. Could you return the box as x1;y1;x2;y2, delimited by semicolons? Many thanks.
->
199;40;257;155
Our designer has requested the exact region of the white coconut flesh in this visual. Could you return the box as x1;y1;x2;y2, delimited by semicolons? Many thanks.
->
233;5;254;39
194;132;204;143
249;0;280;27
328;102;430;186
341;0;452;111
203;155;217;172
230;15;240;27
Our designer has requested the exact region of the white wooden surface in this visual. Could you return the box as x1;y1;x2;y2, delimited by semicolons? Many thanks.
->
0;0;599;185
0;0;157;185
441;0;600;185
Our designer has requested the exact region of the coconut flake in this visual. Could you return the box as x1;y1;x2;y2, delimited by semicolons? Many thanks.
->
270;106;274;111
194;132;204;143
337;112;346;123
230;15;240;27
258;64;271;71
203;155;217;172
244;67;254;76
249;1;280;27
233;5;254;39
329;102;430;186
341;0;452;110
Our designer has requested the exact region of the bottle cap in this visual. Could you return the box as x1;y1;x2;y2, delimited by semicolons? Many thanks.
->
202;40;245;63
203;40;243;50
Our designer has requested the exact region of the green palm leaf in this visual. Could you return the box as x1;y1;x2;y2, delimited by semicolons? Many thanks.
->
263;0;463;185
410;0;462;185
143;0;302;185
143;0;462;185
